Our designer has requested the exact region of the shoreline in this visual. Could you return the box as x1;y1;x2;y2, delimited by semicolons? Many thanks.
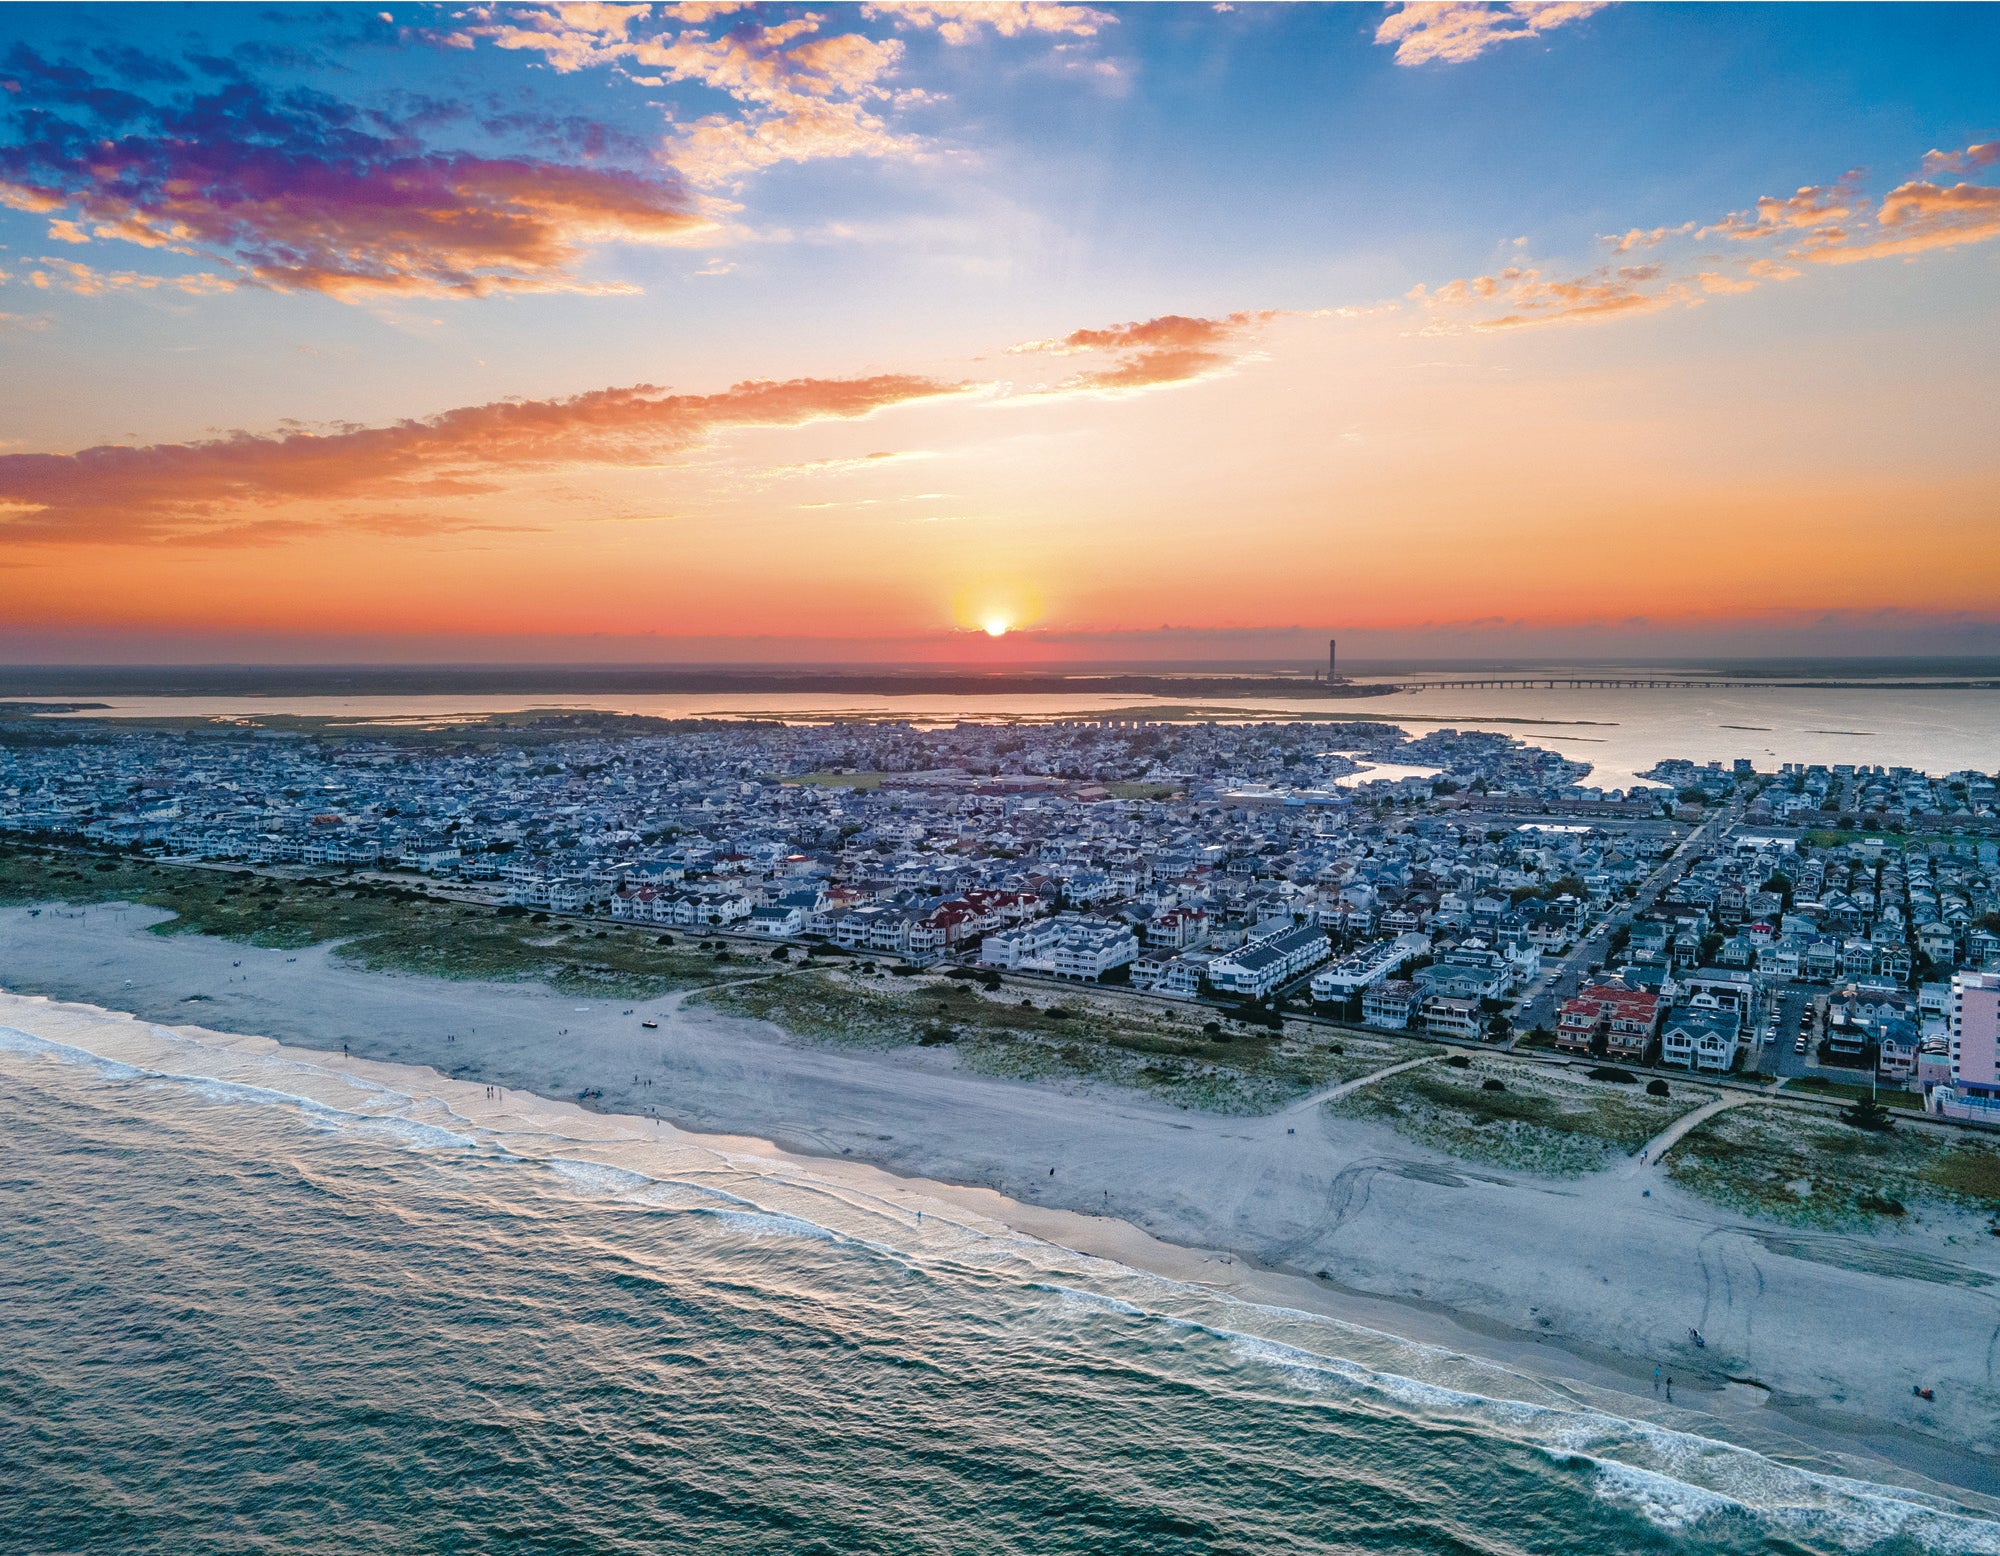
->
4;901;1999;1510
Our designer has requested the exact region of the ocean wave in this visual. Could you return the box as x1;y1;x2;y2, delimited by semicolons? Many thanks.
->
9;997;1997;1550
0;1023;150;1081
1033;1282;1147;1318
1197;1325;1998;1552
699;1207;841;1242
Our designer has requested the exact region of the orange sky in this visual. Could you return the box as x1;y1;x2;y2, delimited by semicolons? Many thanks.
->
4;4;1998;661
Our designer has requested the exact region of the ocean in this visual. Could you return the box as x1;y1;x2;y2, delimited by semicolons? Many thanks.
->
33;679;2000;790
4;1006;1998;1555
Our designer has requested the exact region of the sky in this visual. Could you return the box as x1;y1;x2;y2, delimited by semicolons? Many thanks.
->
2;0;1997;665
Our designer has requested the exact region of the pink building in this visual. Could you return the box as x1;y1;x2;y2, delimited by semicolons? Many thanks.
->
1952;972;2000;1089
1934;972;2000;1128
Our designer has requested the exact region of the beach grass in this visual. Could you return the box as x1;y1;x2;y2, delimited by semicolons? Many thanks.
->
0;845;738;995
693;966;1425;1113
1668;1103;2000;1226
1328;1055;1691;1176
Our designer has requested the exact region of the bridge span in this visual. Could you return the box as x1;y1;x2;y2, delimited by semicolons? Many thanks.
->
1390;677;1763;692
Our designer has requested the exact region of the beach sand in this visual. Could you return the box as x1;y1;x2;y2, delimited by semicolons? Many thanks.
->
5;900;1998;1504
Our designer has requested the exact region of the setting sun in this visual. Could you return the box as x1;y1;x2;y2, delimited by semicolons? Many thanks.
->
982;617;1010;638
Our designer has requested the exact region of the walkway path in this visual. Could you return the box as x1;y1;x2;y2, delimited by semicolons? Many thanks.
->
1281;1054;1440;1117
1627;1076;1784;1175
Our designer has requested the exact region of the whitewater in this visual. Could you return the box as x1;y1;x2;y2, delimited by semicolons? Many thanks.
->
4;998;1998;1554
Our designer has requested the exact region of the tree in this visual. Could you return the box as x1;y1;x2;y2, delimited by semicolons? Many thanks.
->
1843;1097;1896;1133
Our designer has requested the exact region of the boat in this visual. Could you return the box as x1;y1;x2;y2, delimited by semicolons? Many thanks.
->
641;1019;659;1029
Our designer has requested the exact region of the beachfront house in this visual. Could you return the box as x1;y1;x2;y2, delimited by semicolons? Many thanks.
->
1659;1007;1741;1072
1363;979;1418;1031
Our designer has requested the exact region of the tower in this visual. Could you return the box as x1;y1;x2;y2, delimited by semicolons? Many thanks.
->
1328;637;1338;682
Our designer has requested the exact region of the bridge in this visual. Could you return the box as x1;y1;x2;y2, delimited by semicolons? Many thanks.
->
1393;677;1764;693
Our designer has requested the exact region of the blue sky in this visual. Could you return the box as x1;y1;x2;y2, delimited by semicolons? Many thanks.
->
1;2;1996;660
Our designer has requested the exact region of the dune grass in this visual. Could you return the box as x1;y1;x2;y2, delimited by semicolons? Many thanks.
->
1668;1102;2000;1226
1330;1055;1692;1176
694;966;1424;1114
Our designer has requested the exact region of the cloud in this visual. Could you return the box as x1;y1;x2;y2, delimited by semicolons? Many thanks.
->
470;8;923;186
1408;264;1681;331
1374;2;1608;67
1009;310;1279;392
1700;157;2000;268
1921;140;2000;177
17;255;240;297
0;374;966;544
1603;222;1695;253
0;51;708;298
860;2;1115;45
1702;172;1863;241
1803;179;2000;265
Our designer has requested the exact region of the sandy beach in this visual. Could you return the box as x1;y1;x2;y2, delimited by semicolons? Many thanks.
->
5;900;1998;1506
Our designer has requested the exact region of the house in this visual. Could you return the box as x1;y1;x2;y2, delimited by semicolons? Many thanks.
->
745;903;805;937
1144;906;1209;949
1047;916;1141;981
1207;924;1330;1000
1363;979;1418;1031
1423;995;1483;1040
982;914;1137;981
1310;932;1431;1003
1660;1007;1741;1072
1556;982;1661;1057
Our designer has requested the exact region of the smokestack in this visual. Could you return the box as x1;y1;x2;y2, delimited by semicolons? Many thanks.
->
1328;637;1337;682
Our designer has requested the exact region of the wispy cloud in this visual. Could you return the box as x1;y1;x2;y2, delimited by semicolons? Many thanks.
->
1374;2;1608;67
860;2;1115;45
1701;172;1863;241
1407;264;1678;331
1805;178;2000;265
0;375;967;545
1009;310;1279;393
470;8;923;185
1420;144;2000;329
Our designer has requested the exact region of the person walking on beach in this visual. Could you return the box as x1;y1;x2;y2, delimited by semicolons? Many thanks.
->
1665;1377;1673;1403
1653;1366;1661;1394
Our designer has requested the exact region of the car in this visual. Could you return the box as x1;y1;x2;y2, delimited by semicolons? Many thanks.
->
1795;1037;1808;1054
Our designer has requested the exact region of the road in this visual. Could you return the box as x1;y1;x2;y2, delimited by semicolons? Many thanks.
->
1512;795;1745;1038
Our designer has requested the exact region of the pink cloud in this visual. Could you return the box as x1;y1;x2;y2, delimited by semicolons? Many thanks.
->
1920;140;2000;177
0;374;967;544
0;62;711;299
1803;179;2000;265
1374;2;1608;67
860;3;1115;45
1010;310;1279;393
1409;264;1682;330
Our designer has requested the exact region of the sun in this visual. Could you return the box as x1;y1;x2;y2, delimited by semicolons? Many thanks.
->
982;616;1011;638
